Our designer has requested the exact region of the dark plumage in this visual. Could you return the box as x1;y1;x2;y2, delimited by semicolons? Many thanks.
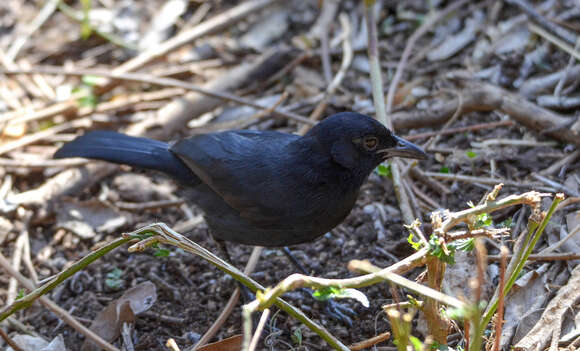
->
54;112;426;247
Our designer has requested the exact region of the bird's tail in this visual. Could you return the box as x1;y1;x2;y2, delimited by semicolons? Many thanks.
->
54;131;195;183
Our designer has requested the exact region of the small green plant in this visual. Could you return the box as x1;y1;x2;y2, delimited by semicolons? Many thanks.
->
312;286;369;307
105;268;124;290
376;163;392;177
154;248;170;257
407;232;422;250
80;0;93;39
439;166;450;174
466;150;477;159
291;328;303;346
15;288;27;300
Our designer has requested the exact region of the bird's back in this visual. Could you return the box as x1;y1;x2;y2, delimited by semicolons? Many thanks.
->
171;130;359;246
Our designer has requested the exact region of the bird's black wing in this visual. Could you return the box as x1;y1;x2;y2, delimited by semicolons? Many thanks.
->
170;130;311;224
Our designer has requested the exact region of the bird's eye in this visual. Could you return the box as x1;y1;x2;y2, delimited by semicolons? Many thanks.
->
363;136;378;150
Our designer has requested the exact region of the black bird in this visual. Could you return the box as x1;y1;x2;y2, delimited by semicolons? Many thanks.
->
54;112;426;248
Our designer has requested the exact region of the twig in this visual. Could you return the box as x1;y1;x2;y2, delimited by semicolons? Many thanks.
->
531;173;580;197
0;328;24;351
5;0;59;61
298;13;353;134
482;194;565;329
538;224;580;254
348;331;391;350
0;158;88;169
423;172;547;190
124;223;349;351
424;90;464;151
404;120;514;141
471;139;558;148
507;0;577;45
493;246;509;351
554;37;580;96
248;309;270;351
0;67;312;125
433;190;548;235
0;117;91;156
385;0;469;114
193;247;263;350
528;23;580;61
111;0;279;77
487;252;580;261
114;199;185;211
363;0;415;225
0;250;123;351
243;258;465;317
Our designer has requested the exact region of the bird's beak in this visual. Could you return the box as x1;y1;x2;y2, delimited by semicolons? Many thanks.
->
377;135;427;160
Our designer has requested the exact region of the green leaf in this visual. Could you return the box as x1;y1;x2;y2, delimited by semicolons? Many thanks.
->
312;286;369;307
466;150;477;158
80;0;93;39
500;218;513;228
449;238;475;252
81;75;100;86
409;336;423;350
376;163;392;178
407;232;422;250
73;85;98;108
439;166;449;174
475;212;493;228
16;288;27;300
432;341;450;350
154;248;170;257
291;328;302;345
428;235;455;264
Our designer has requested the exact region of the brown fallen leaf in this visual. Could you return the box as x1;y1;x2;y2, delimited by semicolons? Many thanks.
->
82;281;157;351
196;335;243;351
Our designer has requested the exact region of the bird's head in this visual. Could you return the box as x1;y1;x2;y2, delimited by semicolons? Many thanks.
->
307;112;427;172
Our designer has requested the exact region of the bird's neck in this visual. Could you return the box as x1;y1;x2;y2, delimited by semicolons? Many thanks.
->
289;136;369;192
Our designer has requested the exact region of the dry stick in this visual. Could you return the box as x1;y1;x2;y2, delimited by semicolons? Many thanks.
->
244;257;465;317
363;0;415;225
0;67;312;126
298;13;353;134
0;252;120;351
248;308;270;351
404;120;514;141
7;88;185;126
124;223;349;351
6;0;59;60
385;0;469;114
193;247;263;350
0;328;24;351
539;149;580;176
554;37;580;96
487;252;580;261
315;0;338;84
0;117;91;156
423;90;464;151
494;246;510;351
435;191;548;236
528;23;580;61
539;224;580;255
506;0;578;45
348;331;391;350
532;173;580;197
110;0;279;77
423;172;549;190
0;99;78;125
